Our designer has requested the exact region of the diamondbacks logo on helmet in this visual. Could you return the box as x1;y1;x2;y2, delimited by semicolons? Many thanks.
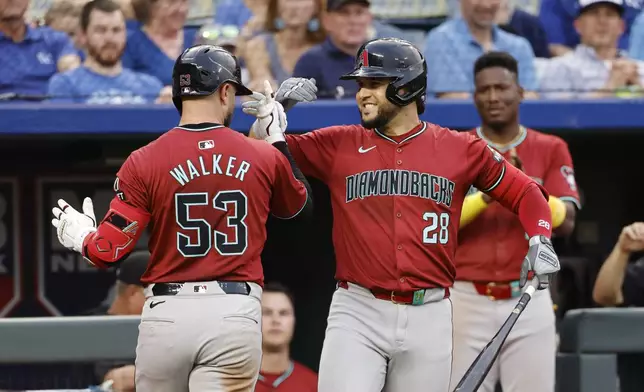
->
180;74;191;86
360;50;369;67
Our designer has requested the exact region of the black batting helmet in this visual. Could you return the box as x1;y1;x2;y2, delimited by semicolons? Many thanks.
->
172;44;252;113
340;38;427;114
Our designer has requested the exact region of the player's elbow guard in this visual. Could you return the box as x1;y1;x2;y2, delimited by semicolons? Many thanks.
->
83;199;150;269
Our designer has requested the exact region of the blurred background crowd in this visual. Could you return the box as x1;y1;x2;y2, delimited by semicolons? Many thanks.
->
2;0;644;391
3;0;644;103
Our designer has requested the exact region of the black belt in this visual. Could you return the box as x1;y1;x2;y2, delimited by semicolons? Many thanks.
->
152;281;251;296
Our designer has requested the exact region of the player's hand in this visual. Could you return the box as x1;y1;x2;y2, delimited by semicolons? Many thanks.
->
274;77;318;112
520;235;560;290
51;197;97;253
617;222;644;253
243;80;287;144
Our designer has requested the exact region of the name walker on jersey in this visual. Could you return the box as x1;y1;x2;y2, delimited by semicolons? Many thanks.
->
346;169;455;207
170;154;251;186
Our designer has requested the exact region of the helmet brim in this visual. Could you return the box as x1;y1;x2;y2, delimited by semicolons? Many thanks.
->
234;83;253;96
340;67;400;80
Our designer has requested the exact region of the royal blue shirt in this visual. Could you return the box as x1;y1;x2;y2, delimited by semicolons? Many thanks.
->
47;65;163;104
539;0;643;50
424;18;537;95
0;25;77;97
121;24;196;86
292;38;360;99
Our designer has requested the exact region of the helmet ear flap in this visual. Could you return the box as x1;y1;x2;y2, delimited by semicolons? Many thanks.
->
386;75;427;107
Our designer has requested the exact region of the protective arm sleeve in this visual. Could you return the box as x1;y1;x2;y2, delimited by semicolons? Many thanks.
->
460;192;565;229
486;163;553;238
82;197;150;269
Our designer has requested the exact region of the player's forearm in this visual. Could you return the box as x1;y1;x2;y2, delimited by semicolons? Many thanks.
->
272;141;314;219
593;245;630;306
82;198;150;268
516;184;552;238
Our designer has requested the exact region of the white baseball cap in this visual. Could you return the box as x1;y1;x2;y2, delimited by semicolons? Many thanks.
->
578;0;625;15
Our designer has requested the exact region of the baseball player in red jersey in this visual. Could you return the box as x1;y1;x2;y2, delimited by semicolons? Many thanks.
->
50;45;313;392
450;52;581;392
243;38;562;392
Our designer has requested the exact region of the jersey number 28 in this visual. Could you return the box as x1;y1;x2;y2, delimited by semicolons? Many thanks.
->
175;191;248;257
422;212;449;244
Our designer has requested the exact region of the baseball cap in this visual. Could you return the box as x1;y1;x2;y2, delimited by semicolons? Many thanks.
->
115;250;149;286
327;0;371;12
578;0;624;15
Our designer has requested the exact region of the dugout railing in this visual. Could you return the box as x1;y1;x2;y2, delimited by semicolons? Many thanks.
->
1;310;643;391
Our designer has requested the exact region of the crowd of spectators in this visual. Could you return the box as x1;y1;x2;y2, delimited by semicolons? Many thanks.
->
2;0;644;103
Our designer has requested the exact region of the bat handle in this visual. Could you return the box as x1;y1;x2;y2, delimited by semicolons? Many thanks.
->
524;285;536;297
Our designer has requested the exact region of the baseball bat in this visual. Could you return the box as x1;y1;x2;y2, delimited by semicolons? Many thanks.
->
452;284;537;392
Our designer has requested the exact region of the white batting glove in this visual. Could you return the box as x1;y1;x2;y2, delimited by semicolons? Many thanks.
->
51;197;97;253
274;77;318;111
520;235;561;290
242;80;288;144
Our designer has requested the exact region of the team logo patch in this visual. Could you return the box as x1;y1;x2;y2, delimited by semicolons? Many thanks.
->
198;140;215;150
560;165;577;191
487;145;504;163
180;74;191;86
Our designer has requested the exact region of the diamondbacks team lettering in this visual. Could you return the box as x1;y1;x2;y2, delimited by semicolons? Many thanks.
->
170;154;251;186
345;169;455;207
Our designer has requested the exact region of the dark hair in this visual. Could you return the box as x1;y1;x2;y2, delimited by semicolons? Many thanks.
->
473;51;519;78
80;0;123;31
264;281;295;306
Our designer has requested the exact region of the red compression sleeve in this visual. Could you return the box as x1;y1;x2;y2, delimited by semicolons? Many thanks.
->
82;197;150;269
517;184;553;238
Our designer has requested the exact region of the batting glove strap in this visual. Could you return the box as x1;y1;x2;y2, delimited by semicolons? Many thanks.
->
520;235;560;290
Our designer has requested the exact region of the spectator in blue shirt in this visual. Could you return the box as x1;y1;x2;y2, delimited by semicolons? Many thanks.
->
0;0;80;99
539;0;642;56
121;0;194;85
292;0;405;98
628;9;644;60
424;0;538;99
495;0;550;58
47;0;166;104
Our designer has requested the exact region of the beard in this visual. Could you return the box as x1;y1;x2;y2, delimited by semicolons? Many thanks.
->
360;103;399;130
86;42;124;67
223;108;233;127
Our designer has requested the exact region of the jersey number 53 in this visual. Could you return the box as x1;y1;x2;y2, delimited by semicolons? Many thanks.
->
174;191;248;257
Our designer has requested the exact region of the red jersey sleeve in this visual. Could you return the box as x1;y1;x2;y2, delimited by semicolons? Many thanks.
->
284;126;343;182
270;149;308;219
114;152;149;212
543;138;581;209
467;136;506;193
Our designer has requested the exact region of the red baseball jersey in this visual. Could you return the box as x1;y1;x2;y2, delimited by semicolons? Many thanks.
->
455;127;581;282
255;361;318;392
115;123;307;285
285;122;509;290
